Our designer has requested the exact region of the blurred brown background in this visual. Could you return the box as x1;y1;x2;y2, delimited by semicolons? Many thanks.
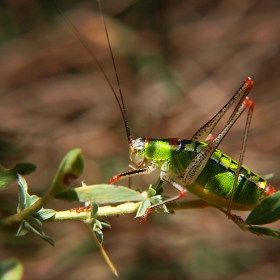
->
1;0;280;279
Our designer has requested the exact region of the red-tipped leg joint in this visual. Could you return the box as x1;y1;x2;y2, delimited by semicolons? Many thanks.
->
244;96;254;109
245;76;254;88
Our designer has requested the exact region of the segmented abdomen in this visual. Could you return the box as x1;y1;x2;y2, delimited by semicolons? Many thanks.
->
173;140;268;209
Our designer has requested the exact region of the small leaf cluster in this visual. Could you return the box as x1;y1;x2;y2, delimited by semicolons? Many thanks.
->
16;174;56;246
0;148;85;246
0;148;145;276
90;203;111;243
136;178;169;218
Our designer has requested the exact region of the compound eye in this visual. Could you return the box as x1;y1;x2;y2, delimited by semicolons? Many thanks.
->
130;138;146;166
132;138;145;152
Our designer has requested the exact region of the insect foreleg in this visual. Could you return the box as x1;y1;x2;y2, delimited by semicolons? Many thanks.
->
108;164;156;184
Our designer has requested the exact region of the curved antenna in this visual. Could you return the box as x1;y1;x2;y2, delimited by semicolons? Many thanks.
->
53;0;133;146
97;0;132;145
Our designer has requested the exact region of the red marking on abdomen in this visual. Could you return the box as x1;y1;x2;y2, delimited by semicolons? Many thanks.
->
264;183;277;197
169;138;180;145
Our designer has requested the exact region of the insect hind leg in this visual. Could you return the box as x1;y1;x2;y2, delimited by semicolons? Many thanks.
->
181;79;254;222
226;96;254;222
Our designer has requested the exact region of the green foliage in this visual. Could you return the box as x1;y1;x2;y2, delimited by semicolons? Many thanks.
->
1;148;280;277
55;183;145;203
136;179;168;218
245;192;280;225
245;226;280;239
16;175;55;246
16;218;55;246
0;163;36;190
34;209;57;221
242;192;280;239
91;215;111;244
0;258;23;280
136;199;152;218
49;148;84;195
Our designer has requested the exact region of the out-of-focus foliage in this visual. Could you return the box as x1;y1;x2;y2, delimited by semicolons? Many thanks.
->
1;0;280;279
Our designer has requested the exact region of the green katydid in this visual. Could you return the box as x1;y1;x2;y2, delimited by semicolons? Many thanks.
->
56;0;277;222
108;76;276;222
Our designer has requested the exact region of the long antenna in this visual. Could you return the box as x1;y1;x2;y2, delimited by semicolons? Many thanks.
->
53;0;133;145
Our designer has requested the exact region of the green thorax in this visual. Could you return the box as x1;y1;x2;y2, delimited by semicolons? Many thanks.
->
144;138;180;161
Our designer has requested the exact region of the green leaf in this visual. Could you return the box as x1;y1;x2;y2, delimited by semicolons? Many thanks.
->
17;174;28;212
55;184;145;203
22;220;55;246
150;195;169;213
246;226;280;240
35;209;56;221
147;185;156;197
49;148;84;195
150;195;164;205
27;216;42;229
94;229;103;243
98;218;111;229
0;258;23;280
245;192;280;225
150;178;164;194
24;194;39;209
12;163;36;175
30;195;40;205
0;163;36;190
91;203;99;217
135;199;151;218
94;219;102;229
16;221;29;236
25;194;31;208
17;218;55;246
92;219;105;243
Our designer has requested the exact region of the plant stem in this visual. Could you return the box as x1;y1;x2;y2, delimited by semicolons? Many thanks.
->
0;196;50;226
0;199;216;225
50;200;214;222
85;224;119;277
